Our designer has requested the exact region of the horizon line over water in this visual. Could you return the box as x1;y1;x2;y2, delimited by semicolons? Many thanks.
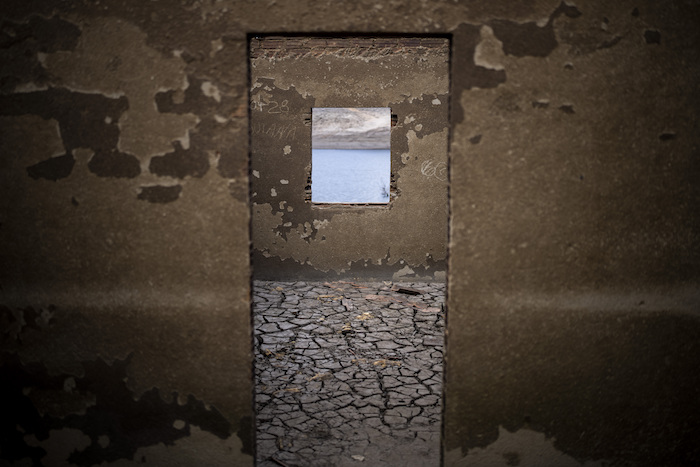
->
312;148;390;204
312;108;391;151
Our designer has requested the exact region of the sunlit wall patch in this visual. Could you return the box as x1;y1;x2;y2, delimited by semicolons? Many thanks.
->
311;107;391;204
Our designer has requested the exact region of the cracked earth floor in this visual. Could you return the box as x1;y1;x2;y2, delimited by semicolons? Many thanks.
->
253;280;445;467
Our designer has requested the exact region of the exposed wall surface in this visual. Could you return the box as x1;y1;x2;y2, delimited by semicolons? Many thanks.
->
444;2;700;466
0;3;253;465
250;37;450;281
0;0;698;466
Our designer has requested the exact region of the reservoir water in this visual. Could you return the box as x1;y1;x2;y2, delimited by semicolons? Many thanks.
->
311;149;390;203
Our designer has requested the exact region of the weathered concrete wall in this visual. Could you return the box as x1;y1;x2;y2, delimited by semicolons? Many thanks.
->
444;2;700;466
1;0;699;466
250;37;450;281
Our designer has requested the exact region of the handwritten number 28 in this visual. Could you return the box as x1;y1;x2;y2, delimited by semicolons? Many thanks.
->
267;99;289;114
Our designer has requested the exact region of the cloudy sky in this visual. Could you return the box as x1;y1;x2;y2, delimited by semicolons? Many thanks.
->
312;107;391;150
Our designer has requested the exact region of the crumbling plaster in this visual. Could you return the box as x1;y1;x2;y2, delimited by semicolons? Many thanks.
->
43;17;199;164
450;2;699;296
446;1;700;465
251;50;450;106
1;3;253;465
250;38;450;280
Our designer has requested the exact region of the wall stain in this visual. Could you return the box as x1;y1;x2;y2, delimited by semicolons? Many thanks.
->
0;88;135;179
137;185;183;203
491;91;522;114
558;105;575;115
503;451;521;466
347;255;447;281
26;154;75;181
88;149;141;179
1;305;56;345
0;306;19;342
450;23;507;127
490;3;581;58
253;251;447;282
250;80;315;225
149;141;209;179
0;353;232;466
644;30;661;44
156;77;248;182
228;178;248;202
390;93;449;158
237;415;254;456
446;311;700;465
0;15;81;93
155;75;219;116
556;6;632;56
598;35;623;49
217;128;249;183
252;252;333;281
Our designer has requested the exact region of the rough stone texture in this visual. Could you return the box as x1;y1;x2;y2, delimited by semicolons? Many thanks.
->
0;0;698;466
254;281;444;466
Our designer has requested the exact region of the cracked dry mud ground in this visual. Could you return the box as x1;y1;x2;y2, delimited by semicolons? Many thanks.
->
254;280;445;467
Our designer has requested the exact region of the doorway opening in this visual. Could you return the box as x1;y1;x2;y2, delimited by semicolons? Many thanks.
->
249;35;450;466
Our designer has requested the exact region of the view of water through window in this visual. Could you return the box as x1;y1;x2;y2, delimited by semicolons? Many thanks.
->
312;108;391;203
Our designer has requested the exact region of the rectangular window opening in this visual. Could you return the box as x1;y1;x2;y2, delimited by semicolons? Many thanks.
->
311;107;391;205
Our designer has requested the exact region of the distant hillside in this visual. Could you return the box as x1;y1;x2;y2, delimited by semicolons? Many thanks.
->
312;108;391;149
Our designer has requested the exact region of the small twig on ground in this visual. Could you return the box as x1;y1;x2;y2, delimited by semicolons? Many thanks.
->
364;294;441;313
391;285;422;295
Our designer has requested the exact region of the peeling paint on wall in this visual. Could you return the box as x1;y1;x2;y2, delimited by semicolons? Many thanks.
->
0;353;237;466
250;37;449;280
44;17;199;164
1;7;253;465
445;426;603;467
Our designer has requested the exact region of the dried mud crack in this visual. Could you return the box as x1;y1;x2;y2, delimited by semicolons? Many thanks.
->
254;280;445;467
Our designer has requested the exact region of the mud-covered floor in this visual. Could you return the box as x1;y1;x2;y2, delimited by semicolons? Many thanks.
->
253;280;445;467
